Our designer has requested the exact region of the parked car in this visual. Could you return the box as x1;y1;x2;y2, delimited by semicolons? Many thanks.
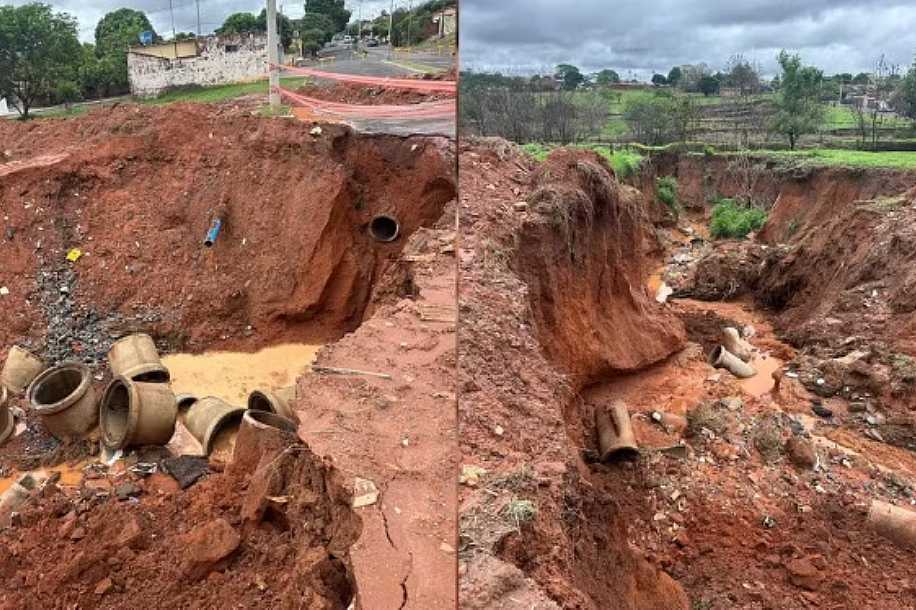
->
366;38;379;47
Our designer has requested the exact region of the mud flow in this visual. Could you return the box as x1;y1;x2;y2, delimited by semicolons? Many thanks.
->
459;140;916;609
0;103;455;608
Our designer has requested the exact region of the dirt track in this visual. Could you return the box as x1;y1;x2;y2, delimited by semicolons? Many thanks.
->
0;103;457;608
458;139;916;608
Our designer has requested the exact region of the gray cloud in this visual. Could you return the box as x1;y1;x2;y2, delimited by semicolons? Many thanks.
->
459;0;916;78
10;0;403;42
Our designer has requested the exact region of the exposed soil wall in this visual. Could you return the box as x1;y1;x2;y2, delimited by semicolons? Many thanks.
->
0;104;456;365
459;139;688;609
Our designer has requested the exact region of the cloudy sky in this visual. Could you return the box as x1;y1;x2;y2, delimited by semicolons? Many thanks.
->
460;0;916;79
9;0;400;42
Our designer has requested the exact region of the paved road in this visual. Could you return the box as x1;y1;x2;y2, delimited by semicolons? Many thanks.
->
286;46;455;138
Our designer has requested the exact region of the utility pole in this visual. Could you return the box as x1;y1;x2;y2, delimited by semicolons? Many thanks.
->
195;0;201;37
267;0;280;107
387;0;394;58
406;0;411;48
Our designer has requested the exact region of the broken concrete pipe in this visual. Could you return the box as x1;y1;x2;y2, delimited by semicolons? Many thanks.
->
708;345;757;379
247;387;299;423
27;363;98;440
203;218;223;248
108;333;170;383
595;400;639;461
231;409;302;477
100;377;178;450
0;385;13;446
368;215;400;242
1;345;48;395
867;500;916;549
722;327;754;362
182;397;246;455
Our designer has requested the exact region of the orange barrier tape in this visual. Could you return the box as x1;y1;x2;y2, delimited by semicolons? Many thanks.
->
275;64;456;94
278;87;455;119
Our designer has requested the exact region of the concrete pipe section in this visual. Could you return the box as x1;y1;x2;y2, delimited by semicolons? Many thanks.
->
108;333;171;383
183;397;246;456
247;387;300;424
595;400;639;461
868;500;916;549
176;394;199;415
708;345;757;379
100;377;178;450
0;386;13;446
722;327;754;362
27;363;97;440
1;346;48;395
231;409;302;476
368;215;400;242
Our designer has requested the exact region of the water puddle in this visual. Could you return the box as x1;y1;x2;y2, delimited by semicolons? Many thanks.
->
0;460;89;496
738;353;783;397
162;343;321;405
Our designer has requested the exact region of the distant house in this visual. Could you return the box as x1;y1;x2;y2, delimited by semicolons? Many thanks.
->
127;33;270;98
434;6;457;38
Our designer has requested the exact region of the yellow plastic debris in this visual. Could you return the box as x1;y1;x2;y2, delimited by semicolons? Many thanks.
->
66;248;82;262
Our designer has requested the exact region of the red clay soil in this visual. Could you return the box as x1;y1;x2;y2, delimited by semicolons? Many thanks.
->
0;103;458;608
0;441;361;609
459;140;916;609
0;103;455;360
296;208;458;609
458;139;689;609
295;81;447;105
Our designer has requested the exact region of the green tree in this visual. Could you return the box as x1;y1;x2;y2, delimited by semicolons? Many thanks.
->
698;74;720;96
651;73;667;86
892;61;916;122
304;0;351;33
95;9;154;56
256;9;294;49
555;64;584;91
771;50;825;149
95;8;156;94
217;12;260;35
852;72;871;85
301;28;325;56
667;66;683;87
0;3;82;118
595;69;620;86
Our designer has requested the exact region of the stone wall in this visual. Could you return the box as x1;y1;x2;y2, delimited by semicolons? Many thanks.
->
127;33;269;98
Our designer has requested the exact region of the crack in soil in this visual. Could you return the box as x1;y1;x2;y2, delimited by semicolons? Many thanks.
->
379;487;413;609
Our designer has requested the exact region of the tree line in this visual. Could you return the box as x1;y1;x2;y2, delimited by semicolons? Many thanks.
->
0;0;355;118
461;51;916;150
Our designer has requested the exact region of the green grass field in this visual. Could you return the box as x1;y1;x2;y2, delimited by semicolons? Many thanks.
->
142;76;309;105
743;148;916;169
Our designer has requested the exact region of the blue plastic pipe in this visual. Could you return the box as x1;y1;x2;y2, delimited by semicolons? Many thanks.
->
204;218;222;247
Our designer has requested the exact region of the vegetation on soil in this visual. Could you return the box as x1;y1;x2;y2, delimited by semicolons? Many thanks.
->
656;175;679;211
709;198;768;239
521;143;643;178
143;77;309;105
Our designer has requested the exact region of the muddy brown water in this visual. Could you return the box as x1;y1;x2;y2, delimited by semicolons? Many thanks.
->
162;343;321;405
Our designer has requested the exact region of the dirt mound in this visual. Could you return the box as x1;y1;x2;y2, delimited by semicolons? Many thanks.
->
517;149;686;383
0;443;360;609
0;103;456;364
458;139;688;608
295;81;446;105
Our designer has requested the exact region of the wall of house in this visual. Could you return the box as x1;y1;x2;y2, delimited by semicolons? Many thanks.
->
128;33;268;98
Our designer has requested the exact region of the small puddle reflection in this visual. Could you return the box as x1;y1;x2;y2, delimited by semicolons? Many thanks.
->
162;343;321;405
739;354;783;397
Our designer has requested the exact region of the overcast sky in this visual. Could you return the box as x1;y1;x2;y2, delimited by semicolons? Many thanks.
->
9;0;399;42
460;0;916;79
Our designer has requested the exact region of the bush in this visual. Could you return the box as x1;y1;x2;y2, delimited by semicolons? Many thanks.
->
656;176;678;210
710;198;767;238
610;150;643;178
